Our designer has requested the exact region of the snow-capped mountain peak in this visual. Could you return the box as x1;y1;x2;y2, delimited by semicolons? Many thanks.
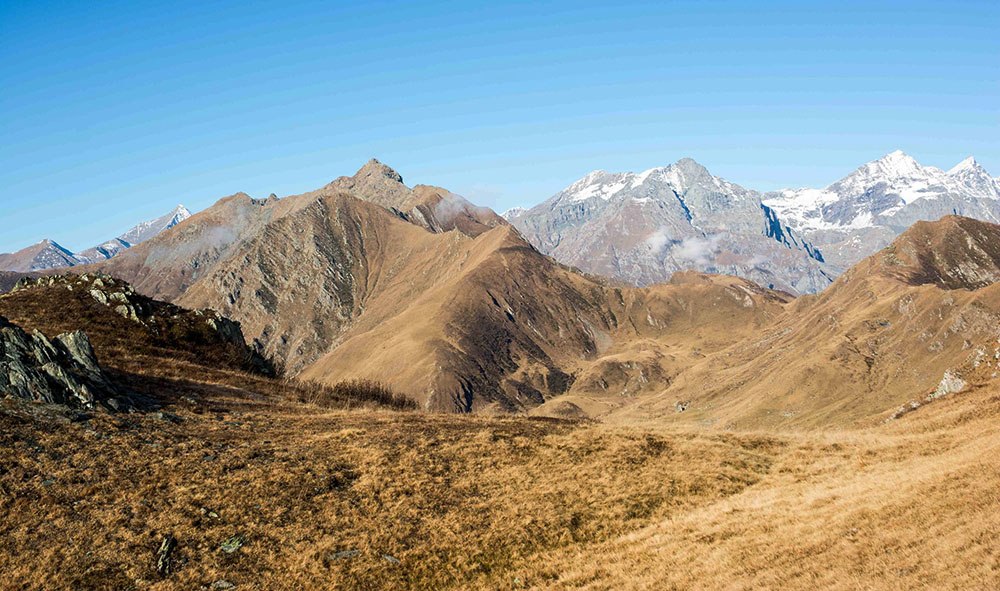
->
555;158;742;205
949;156;979;175
762;152;1000;266
52;204;197;267
501;206;527;221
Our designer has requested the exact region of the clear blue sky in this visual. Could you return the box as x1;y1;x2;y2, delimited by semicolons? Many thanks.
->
1;0;997;253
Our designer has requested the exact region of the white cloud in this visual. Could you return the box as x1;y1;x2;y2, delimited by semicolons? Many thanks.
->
644;228;670;252
672;234;723;265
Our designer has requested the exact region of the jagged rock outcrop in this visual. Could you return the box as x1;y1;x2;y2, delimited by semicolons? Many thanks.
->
5;273;273;377
0;314;128;410
326;159;506;237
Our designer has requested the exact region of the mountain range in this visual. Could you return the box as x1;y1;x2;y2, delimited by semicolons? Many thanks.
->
507;151;1000;293
7;152;997;298
5;157;1000;588
0;205;190;272
1;156;992;422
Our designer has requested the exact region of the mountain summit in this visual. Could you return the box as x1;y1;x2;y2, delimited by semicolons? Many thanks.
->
0;204;193;272
0;239;78;272
762;152;1000;267
76;204;192;263
508;158;833;294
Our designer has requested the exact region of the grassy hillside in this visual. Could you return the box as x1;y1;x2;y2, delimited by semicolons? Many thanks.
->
2;375;997;590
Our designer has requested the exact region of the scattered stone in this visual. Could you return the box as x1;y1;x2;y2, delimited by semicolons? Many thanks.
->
211;580;236;589
41;478;56;487
674;400;690;413
89;289;108;305
330;550;360;560
381;554;400;564
152;411;183;424
931;370;966;400
220;534;245;554
157;535;177;575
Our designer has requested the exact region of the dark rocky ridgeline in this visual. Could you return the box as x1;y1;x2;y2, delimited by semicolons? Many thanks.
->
0;313;131;411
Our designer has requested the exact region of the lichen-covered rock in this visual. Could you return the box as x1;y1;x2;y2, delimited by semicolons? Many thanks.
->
0;314;128;411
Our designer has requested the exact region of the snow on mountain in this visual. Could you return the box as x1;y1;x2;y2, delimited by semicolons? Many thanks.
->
1;205;194;271
117;205;192;247
501;206;528;221
510;158;834;294
762;152;1000;267
764;151;999;232
75;205;192;264
0;239;79;272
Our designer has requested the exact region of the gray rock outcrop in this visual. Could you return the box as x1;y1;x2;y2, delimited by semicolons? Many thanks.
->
0;314;129;411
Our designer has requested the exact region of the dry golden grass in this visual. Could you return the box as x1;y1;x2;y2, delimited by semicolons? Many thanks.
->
3;376;998;590
527;386;1000;590
0;391;775;591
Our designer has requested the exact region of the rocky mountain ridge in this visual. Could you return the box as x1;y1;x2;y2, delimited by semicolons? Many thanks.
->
0;205;191;272
762;151;1000;268
507;151;998;294
507;158;835;294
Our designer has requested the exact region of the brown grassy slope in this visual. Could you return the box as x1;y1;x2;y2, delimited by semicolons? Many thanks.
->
0;277;263;377
296;221;617;412
608;215;1000;429
530;383;1000;591
2;365;998;590
0;275;412;412
0;395;777;591
543;272;792;416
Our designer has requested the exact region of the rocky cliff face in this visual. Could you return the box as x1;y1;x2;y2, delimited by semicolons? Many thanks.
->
508;158;835;294
1;314;128;411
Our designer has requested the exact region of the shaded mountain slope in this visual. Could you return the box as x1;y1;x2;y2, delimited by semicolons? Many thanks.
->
299;224;617;412
0;239;78;272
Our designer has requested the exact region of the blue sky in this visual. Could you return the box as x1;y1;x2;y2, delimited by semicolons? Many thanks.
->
1;0;997;253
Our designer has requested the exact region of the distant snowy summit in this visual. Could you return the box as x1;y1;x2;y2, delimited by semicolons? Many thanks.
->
761;151;1000;267
507;152;999;293
0;205;192;272
507;158;834;294
501;206;527;221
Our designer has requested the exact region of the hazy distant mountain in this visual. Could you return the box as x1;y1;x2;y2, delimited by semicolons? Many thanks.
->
762;151;1000;267
75;204;192;263
501;206;527;221
0;239;79;272
507;158;835;294
0;205;192;271
507;152;1000;293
